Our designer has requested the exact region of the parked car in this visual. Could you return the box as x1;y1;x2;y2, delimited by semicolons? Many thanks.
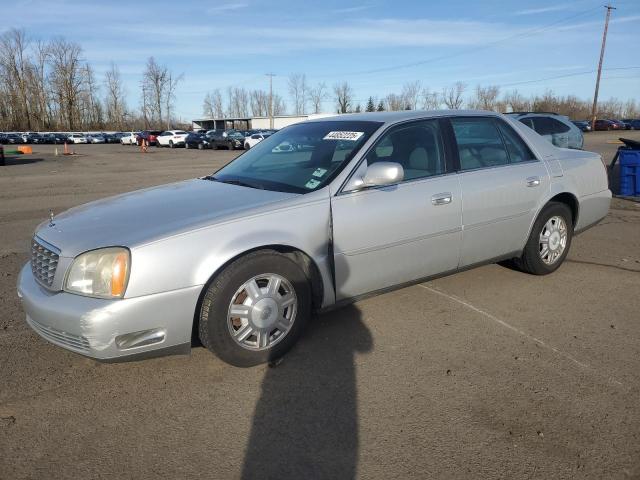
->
506;112;583;149
593;119;618;131
156;130;189;148
87;134;106;144
136;130;163;146
17;111;611;366
571;120;591;132
184;132;211;149
209;130;245;150
47;133;70;144
120;132;138;145
4;134;22;144
244;132;272;149
68;134;88;144
610;119;631;130
621;119;640;130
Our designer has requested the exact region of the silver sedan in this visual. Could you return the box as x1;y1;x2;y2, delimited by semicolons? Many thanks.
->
18;111;611;366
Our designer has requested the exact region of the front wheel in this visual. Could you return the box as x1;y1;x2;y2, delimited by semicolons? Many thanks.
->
169;140;174;148
513;202;573;275
198;250;311;367
185;142;190;149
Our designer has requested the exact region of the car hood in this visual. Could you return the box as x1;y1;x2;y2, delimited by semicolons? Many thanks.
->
36;179;298;257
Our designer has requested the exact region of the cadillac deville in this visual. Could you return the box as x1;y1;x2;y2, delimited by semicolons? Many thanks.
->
17;111;611;366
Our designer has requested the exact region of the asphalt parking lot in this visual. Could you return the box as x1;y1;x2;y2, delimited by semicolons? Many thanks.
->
1;132;639;479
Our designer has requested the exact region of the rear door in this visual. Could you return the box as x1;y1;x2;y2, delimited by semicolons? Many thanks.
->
449;116;550;266
331;118;462;300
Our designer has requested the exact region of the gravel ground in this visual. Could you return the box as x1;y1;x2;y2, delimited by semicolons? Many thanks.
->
1;132;639;479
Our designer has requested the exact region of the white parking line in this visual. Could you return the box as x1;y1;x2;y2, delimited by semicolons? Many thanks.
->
418;284;624;388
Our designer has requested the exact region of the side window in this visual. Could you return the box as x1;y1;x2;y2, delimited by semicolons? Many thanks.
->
532;117;569;135
548;117;570;133
519;117;535;129
450;117;509;170
495;120;537;163
368;120;446;181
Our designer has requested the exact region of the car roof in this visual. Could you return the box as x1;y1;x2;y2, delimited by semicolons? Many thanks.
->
305;109;503;126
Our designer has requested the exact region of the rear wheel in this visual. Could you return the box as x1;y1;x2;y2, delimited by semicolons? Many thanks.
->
513;202;573;275
198;250;311;367
185;142;190;149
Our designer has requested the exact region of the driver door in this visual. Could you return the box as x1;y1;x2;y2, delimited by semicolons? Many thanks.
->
331;119;462;300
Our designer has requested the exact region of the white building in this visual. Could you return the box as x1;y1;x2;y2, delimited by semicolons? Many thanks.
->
191;113;336;131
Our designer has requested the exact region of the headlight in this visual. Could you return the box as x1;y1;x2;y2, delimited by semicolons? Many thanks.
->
65;247;130;298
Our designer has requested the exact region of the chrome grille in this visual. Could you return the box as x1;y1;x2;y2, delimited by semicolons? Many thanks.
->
31;237;60;288
27;317;90;353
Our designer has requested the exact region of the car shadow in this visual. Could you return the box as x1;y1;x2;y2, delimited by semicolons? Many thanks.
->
1;156;44;166
240;303;372;480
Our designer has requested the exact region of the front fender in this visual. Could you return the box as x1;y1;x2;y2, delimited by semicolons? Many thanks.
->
125;199;335;307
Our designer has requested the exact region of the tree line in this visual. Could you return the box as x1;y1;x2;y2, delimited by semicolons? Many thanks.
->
0;29;182;132
1;28;637;132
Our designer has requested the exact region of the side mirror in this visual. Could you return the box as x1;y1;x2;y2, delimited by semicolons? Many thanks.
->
358;161;404;188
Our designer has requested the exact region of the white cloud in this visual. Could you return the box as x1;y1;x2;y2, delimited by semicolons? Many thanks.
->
515;5;571;16
206;2;248;14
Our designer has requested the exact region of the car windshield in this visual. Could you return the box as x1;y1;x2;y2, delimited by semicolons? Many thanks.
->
210;120;382;194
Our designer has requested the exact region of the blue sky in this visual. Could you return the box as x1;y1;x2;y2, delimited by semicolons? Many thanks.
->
6;0;639;120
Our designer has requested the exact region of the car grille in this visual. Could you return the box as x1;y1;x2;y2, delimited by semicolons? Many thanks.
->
31;237;60;288
27;317;90;353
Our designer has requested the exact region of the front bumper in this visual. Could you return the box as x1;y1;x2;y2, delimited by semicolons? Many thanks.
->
17;264;201;361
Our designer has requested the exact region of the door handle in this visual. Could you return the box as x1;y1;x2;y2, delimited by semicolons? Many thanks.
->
526;176;541;187
431;192;452;206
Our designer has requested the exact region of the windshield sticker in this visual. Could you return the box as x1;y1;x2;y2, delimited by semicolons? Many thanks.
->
312;168;327;178
323;131;364;141
305;179;321;189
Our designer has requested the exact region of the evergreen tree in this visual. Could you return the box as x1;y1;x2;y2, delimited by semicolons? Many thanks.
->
355;104;362;113
376;100;385;111
366;96;375;112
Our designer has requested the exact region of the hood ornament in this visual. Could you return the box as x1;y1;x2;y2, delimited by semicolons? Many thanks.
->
48;209;55;227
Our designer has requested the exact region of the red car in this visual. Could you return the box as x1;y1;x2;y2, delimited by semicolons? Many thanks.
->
593;119;618;131
136;130;163;146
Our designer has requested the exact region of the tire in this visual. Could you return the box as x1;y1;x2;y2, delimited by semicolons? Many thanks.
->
228;142;234;151
169;140;174;148
513;202;573;275
185;142;190;149
198;250;311;367
244;143;250;150
198;143;204;150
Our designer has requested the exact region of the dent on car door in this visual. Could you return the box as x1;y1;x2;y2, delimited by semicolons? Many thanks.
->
331;119;462;300
451;117;549;266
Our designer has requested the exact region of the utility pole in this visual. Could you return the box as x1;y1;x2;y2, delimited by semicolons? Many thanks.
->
266;73;275;129
591;4;616;131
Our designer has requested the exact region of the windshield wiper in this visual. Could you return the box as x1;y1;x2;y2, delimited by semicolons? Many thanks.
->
203;176;262;190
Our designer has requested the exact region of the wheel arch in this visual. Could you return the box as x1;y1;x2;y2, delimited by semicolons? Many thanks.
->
548;192;579;228
192;244;325;338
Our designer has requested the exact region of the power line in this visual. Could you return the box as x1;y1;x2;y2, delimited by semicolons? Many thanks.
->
309;5;604;79
496;66;639;88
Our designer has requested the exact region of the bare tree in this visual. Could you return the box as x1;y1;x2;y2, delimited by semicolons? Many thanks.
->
288;73;308;115
250;89;270;116
469;84;500;111
104;63;126;129
165;70;183;129
401;80;421;110
333;81;353;114
441;82;466;110
0;29;33;129
421;87;440;110
272;93;286;115
142;56;168;127
49;38;84;129
503;89;530;112
308;82;328;114
384;93;404;111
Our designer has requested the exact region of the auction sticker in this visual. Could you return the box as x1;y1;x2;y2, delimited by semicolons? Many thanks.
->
305;179;321;189
312;168;327;178
323;131;364;141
